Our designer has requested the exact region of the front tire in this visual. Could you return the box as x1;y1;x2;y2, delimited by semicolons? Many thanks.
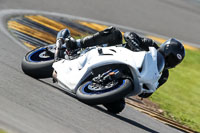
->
21;45;55;79
76;79;132;105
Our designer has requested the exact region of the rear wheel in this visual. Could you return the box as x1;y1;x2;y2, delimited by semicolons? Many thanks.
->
21;44;55;79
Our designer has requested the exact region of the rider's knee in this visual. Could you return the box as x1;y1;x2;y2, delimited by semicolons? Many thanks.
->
111;28;122;45
99;26;122;45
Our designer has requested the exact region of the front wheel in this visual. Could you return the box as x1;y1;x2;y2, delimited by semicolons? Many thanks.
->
21;44;55;79
76;78;133;105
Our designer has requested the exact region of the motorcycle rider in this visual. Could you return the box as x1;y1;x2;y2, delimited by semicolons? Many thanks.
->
54;26;185;98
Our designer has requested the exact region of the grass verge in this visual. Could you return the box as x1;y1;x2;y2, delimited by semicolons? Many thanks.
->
0;129;7;133
150;49;200;132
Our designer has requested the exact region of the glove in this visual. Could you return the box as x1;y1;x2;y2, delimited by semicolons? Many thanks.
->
64;37;78;50
124;32;143;51
124;32;142;45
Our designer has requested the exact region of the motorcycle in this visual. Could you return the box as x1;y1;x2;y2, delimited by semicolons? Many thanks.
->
21;36;165;114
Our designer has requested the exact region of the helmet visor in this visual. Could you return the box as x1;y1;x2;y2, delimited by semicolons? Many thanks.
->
165;53;181;69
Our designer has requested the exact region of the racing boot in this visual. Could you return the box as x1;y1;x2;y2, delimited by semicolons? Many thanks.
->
55;29;71;61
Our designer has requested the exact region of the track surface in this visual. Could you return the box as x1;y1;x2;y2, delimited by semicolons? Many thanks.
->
0;0;199;133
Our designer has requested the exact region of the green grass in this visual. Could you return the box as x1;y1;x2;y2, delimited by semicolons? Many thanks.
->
0;129;7;133
150;49;200;132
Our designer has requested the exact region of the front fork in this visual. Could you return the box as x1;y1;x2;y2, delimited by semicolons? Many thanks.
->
92;69;123;85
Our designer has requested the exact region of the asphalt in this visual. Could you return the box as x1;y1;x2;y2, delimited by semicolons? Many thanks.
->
0;0;199;132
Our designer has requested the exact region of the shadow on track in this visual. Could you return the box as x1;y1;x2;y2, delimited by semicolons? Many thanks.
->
38;79;159;133
94;105;159;133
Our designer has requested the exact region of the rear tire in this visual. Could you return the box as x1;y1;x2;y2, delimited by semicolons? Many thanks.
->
21;45;55;79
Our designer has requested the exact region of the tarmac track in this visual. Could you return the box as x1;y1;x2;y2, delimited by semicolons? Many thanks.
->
0;0;199;133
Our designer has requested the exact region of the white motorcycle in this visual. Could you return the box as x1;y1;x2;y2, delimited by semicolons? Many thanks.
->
21;40;165;113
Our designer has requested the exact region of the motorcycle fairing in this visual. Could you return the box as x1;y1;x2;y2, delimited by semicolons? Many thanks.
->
52;46;161;95
138;47;162;94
